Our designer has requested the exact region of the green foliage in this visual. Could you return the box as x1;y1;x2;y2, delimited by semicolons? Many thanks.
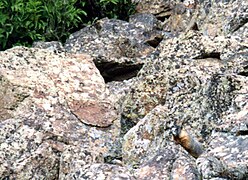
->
0;0;136;51
0;0;86;50
97;0;136;20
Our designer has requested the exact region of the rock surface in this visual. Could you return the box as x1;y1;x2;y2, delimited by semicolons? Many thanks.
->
0;0;247;179
0;47;120;179
64;16;163;82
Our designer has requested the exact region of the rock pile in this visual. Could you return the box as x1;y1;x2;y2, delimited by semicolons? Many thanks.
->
0;0;247;179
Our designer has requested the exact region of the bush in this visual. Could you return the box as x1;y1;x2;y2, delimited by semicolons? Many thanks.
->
0;0;136;51
0;0;86;50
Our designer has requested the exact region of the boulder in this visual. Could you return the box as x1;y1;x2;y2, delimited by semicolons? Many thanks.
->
0;47;121;178
64;17;163;82
197;132;248;179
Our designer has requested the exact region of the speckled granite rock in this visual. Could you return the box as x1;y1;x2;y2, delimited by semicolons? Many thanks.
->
32;41;65;52
64;17;155;58
63;163;135;179
0;47;121;178
64;17;163;82
135;0;248;37
0;1;247;178
121;32;247;135
134;0;175;20
121;31;247;179
196;0;248;37
197;132;248;179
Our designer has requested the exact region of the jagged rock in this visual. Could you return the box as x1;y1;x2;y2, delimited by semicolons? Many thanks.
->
0;0;247;179
135;0;248;37
129;13;162;31
121;32;247;136
197;132;248;179
123;105;171;166
59;145;104;179
134;149;178;179
121;31;247;178
0;47;120;178
196;0;248;36
134;0;175;20
163;1;199;33
64;17;163;82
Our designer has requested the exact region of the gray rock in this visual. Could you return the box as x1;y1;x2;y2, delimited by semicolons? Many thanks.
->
68;163;135;180
64;17;163;82
0;47;121;178
197;132;248;179
32;41;64;52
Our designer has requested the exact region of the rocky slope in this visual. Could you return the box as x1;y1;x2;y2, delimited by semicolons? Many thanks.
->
0;0;247;179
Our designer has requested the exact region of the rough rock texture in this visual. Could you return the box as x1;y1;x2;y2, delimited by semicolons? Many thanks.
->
196;0;248;36
0;47;120;178
64;16;163;82
66;163;135;179
32;41;65;52
0;0;248;179
197;132;248;179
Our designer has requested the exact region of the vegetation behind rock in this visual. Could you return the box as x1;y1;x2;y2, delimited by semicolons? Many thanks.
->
0;0;135;51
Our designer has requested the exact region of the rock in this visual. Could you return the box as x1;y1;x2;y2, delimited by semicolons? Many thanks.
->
197;132;248;179
196;0;248;36
122;105;171;166
0;0;247;178
66;163;135;179
32;41;64;52
121;30;247;179
64;17;162;82
163;2;199;33
135;0;248;37
129;13;162;31
134;149;178;179
135;0;174;20
121;32;247;135
0;47;121;178
59;145;104;179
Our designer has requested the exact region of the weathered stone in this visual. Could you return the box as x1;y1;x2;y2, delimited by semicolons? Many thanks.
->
121;28;247;179
64;18;157;58
134;149;178;179
59;145;104;179
135;0;174;20
196;0;248;36
171;155;201;180
123;105;171;166
32;41;64;52
0;0;247;178
63;163;135;179
0;47;120;178
121;32;247;138
197;132;248;179
129;13;162;31
163;2;199;33
64;17;162;82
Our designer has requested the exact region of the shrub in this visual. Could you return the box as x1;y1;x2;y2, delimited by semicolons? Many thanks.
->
0;0;86;50
0;0;136;51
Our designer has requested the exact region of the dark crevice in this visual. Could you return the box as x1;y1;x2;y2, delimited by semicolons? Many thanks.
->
193;52;221;60
145;35;163;48
230;19;248;34
191;22;199;31
156;15;171;22
104;156;123;164
95;62;143;82
237;65;248;77
120;115;137;136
